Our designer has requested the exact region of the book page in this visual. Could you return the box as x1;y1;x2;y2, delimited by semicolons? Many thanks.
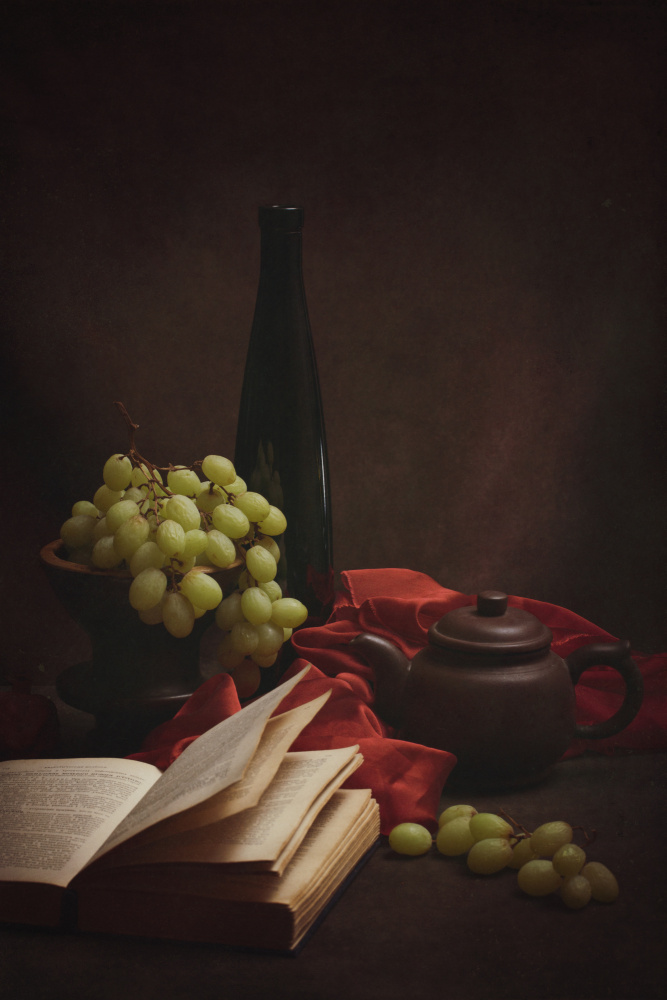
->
0;757;161;887
87;746;361;873
107;691;332;851
95;665;312;857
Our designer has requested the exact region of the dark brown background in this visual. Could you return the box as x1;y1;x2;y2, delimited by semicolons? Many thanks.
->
2;0;665;684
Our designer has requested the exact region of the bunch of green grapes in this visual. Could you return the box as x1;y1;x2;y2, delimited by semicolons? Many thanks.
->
58;430;308;698
388;805;619;910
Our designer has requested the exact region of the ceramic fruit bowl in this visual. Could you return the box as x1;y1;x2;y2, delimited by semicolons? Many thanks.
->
40;539;244;752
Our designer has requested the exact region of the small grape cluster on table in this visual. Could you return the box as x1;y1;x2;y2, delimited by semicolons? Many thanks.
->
57;405;308;699
389;805;619;911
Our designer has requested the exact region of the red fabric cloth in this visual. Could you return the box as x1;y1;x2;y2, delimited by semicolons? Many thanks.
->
130;569;667;834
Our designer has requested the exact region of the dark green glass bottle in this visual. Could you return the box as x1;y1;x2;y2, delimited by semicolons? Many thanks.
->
234;206;334;644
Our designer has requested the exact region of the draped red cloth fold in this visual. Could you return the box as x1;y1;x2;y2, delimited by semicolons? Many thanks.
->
129;569;667;834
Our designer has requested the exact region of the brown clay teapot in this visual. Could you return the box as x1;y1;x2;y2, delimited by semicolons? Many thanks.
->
350;590;644;789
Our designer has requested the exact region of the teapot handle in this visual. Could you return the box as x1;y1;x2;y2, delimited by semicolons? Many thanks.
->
566;640;644;740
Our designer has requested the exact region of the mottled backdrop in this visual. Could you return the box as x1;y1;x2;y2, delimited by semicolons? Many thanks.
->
2;0;665;682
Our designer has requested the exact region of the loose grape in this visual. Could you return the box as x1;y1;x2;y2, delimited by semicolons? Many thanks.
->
270;597;308;629
530;821;573;857
552;843;586;877
517;859;562;896
436;816;475;856
438;804;478;828
508;837;538;870
103;453;133;491
580;862;619;903
212;503;250;539
162;591;196;638
388;823;433;856
180;569;223;611
129;567;168;611
560;874;592;910
469;812;514;842
466;837;513;874
202;455;236;488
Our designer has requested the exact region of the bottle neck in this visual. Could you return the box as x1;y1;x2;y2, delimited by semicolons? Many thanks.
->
258;227;304;285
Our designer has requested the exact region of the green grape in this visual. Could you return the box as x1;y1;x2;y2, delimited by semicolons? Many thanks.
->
552;843;586;877
436;816;475;856
580;862;619;903
517;860;562;896
181;528;208;558
469;812;514;842
282;627;293;643
162;591;196;638
232;491;271;523
61;514;97;549
254;621;284;656
103;453;133;491
215;592;246;631
156;519;186;558
508;837;538;870
165;495;200;532
217;632;246;671
92;515;112;541
225;475;247;496
388;823;433;856
122;486;145;504
91;535;123;569
179;569;223;611
232;659;261;698
129;567;168;611
114;514;150;561
252;651;278;668
130;541;165;577
560;874;592;910
106;499;141;534
270;597;308;629
530;821;573;857
167;467;201;497
438;804;477;828
259;579;283;602
205;529;237;568
466;837;513;874
196;481;227;513
257;536;281;561
138;597;165;625
245;544;278;584
201;454;236;488
131;463;163;491
93;484;124;512
257;505;287;536
171;555;196;575
230;621;259;655
71;500;99;518
212;503;250;539
241;586;273;625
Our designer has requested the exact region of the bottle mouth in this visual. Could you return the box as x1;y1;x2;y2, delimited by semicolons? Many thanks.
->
258;205;304;231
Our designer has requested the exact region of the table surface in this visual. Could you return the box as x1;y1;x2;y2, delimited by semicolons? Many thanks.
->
2;690;667;1000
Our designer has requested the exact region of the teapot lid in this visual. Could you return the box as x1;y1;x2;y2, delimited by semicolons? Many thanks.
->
428;591;552;654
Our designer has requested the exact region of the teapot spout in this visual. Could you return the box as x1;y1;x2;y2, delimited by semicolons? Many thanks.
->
349;633;410;729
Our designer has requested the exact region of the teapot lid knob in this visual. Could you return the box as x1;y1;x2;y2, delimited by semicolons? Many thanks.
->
477;591;508;617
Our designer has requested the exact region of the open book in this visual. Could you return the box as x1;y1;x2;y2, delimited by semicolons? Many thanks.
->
0;667;380;952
